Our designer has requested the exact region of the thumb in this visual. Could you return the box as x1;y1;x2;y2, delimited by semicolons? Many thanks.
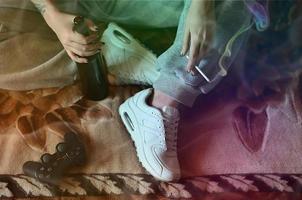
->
86;19;98;32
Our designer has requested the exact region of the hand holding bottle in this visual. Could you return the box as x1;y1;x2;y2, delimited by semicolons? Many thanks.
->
43;7;102;63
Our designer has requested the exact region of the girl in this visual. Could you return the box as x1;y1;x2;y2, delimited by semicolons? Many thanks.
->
31;0;258;181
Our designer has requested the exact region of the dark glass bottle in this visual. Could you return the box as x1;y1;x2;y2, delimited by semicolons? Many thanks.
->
73;16;108;101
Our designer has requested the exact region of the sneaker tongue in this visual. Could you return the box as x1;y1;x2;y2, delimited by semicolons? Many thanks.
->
161;106;179;120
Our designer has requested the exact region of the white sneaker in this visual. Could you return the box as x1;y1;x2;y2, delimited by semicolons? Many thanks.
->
118;88;181;181
101;23;160;86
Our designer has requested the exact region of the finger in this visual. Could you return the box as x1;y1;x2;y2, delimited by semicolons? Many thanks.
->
67;41;102;52
70;32;98;45
86;19;98;32
66;50;88;63
85;19;100;42
66;45;100;57
186;38;201;72
198;31;208;60
85;33;100;44
206;21;215;43
190;67;198;76
203;29;213;54
181;29;190;56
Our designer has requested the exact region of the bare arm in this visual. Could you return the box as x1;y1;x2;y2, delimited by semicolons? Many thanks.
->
30;0;102;63
30;0;62;31
31;0;50;15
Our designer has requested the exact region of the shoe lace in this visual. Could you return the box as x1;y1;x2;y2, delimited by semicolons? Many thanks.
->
109;42;156;86
113;61;152;86
163;117;179;154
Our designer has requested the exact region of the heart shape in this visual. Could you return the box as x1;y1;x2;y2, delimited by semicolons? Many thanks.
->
232;106;268;153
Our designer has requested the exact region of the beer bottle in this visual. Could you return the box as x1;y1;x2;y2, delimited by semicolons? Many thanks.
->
73;16;108;101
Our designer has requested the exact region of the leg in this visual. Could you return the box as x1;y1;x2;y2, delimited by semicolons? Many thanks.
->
149;90;180;109
118;1;192;182
55;1;184;87
118;0;256;182
154;0;255;108
55;0;183;28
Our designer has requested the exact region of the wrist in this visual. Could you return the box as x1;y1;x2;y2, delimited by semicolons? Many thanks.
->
43;8;62;31
191;0;214;11
191;0;215;19
44;1;59;16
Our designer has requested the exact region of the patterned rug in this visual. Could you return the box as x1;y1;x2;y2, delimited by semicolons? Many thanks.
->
1;1;302;200
1;173;302;199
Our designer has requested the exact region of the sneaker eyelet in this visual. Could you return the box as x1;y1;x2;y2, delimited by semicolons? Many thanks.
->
113;30;131;44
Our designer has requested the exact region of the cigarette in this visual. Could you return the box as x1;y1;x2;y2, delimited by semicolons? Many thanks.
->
185;55;210;82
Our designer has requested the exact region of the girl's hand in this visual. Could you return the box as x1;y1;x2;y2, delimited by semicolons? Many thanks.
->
181;0;215;74
45;9;102;63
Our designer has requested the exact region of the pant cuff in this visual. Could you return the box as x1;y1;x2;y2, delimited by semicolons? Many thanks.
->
153;73;201;107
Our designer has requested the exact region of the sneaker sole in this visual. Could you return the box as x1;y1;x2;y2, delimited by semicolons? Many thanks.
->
119;100;173;181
